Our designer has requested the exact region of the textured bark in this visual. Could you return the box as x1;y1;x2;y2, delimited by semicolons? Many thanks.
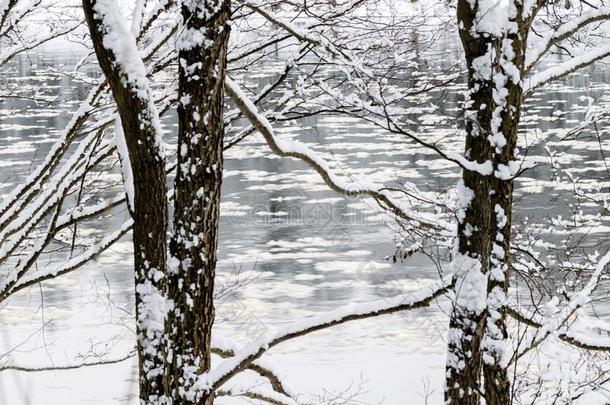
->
165;1;230;404
445;6;496;398
483;20;527;403
445;2;529;404
82;1;168;402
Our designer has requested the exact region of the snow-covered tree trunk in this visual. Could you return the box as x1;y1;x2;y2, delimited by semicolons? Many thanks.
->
446;1;528;404
82;1;169;402
166;0;230;403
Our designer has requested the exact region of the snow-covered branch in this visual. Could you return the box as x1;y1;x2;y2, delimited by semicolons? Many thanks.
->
217;387;297;405
0;350;135;372
526;8;610;71
507;302;610;352
525;45;610;94
0;22;81;68
1;219;132;302
196;276;452;394
225;77;452;233
509;251;610;363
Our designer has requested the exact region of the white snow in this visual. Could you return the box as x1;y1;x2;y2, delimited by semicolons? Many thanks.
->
114;115;135;212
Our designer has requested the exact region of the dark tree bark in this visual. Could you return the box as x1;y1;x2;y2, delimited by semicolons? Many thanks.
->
165;1;231;404
482;19;528;404
82;1;169;402
445;2;530;404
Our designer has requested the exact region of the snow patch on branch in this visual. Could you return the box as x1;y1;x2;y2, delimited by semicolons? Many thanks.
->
526;8;610;69
448;153;493;176
194;276;451;393
514;250;610;364
92;0;165;156
225;77;453;233
93;0;149;99
114;115;135;213
526;45;610;92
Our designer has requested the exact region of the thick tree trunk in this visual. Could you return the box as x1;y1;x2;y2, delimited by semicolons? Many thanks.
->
165;1;230;404
445;1;528;404
82;1;169;402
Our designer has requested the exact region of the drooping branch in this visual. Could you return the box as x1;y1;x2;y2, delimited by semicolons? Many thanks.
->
195;276;452;394
225;77;452;234
238;1;478;175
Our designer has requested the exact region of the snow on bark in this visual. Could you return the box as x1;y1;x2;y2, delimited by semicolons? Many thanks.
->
448;0;523;401
456;179;474;224
83;1;170;402
113;115;135;213
483;204;509;367
93;0;149;95
165;1;230;403
452;254;488;315
91;0;165;157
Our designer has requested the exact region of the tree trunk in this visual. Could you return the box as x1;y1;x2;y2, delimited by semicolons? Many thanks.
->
165;1;231;404
82;1;169;402
445;1;528;404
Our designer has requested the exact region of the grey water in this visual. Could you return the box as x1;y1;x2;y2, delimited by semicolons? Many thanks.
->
0;43;609;404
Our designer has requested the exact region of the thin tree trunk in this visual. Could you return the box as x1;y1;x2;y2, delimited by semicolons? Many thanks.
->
82;1;169;402
165;1;231;404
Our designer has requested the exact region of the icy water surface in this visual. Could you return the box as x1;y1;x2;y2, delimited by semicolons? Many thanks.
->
0;44;609;405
